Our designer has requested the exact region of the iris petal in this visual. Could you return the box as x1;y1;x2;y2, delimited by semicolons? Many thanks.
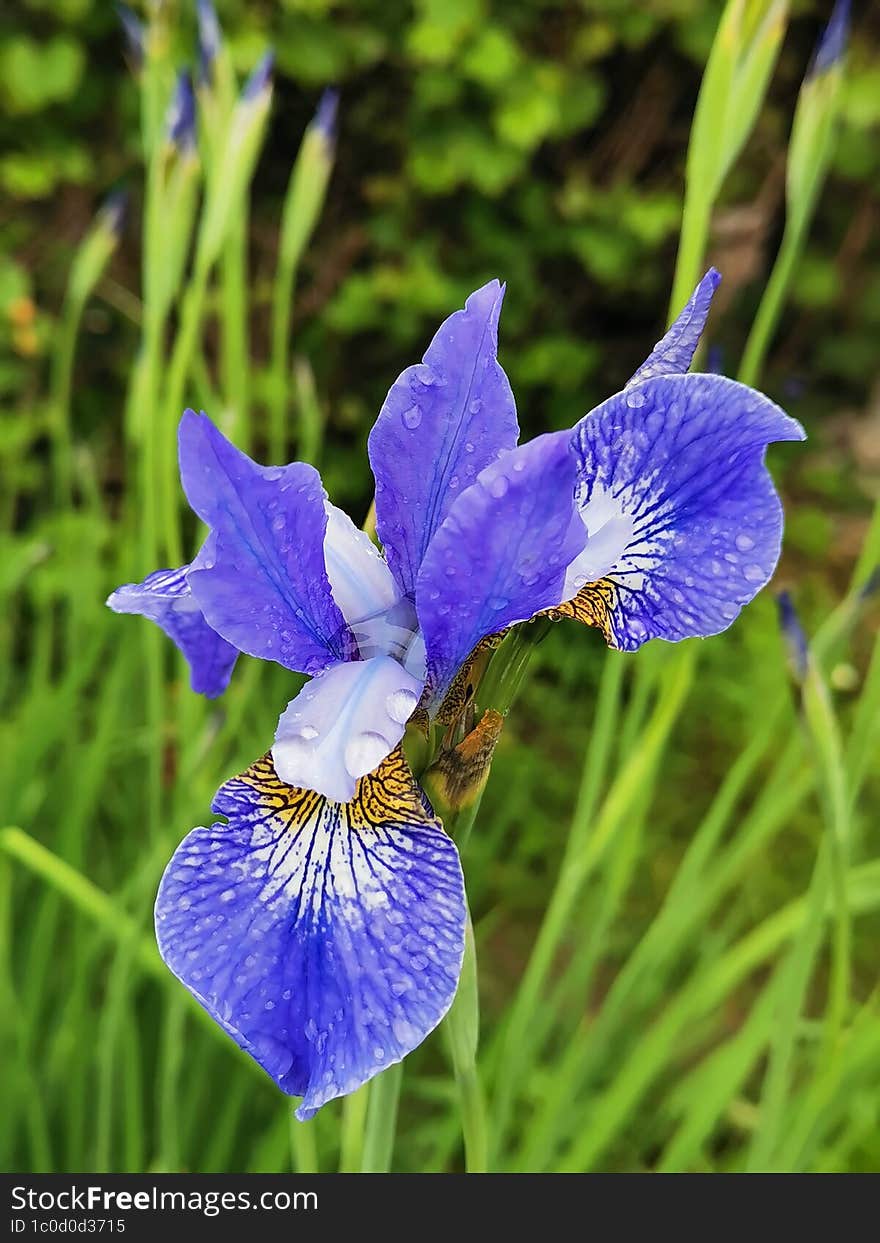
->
323;503;401;627
179;410;355;675
155;749;465;1120
562;373;805;649
627;269;720;387
107;550;237;698
416;430;586;706
273;656;425;804
368;281;518;598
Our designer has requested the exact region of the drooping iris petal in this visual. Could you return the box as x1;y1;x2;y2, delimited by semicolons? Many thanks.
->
179;410;355;675
273;656;425;804
155;749;466;1120
107;553;237;698
416;430;586;706
368;280;518;598
627;268;721;387
560;373;805;650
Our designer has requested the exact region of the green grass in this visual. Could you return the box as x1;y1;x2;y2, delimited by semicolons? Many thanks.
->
1;2;878;1174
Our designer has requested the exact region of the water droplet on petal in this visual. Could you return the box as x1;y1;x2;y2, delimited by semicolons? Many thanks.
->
402;405;422;430
735;533;755;552
489;475;509;499
298;725;319;741
344;731;391;779
386;687;418;725
626;390;647;409
744;563;765;583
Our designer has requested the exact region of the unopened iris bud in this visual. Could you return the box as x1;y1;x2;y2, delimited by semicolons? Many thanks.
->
422;710;505;818
195;48;274;272
98;188;128;240
857;566;880;604
276;88;341;285
116;3;145;75
808;0;850;79
776;590;809;684
196;0;223;84
313;88;339;148
165;71;197;155
242;49;275;104
68;190;127;306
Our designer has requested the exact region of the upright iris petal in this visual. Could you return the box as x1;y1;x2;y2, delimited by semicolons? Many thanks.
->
557;373;805;649
107;553;237;698
627;268;721;387
416;430;586;705
179;410;356;675
368;280;518;597
155;749;466;1120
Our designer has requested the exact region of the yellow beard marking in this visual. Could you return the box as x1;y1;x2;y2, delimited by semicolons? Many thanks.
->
545;578;617;646
234;747;438;833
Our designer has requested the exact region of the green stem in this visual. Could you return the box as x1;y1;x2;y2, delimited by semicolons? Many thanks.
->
290;1114;319;1174
269;256;298;462
360;1062;403;1172
339;1084;370;1172
222;210;250;446
738;223;803;386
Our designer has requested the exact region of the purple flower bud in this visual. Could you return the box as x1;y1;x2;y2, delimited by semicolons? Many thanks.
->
116;3;145;74
857;566;880;604
197;0;223;85
777;591;809;682
100;189;128;239
242;49;275;103
313;88;339;145
166;71;197;153
808;0;850;78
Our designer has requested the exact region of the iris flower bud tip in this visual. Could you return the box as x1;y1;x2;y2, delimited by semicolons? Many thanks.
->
101;188;128;238
314;88;340;143
776;590;809;682
116;3;144;72
809;0;851;77
243;49;275;102
166;71;197;153
857;565;880;603
197;0;223;69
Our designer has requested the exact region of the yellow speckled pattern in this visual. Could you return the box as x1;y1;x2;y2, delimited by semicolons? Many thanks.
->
545;578;617;645
230;746;439;833
435;631;504;725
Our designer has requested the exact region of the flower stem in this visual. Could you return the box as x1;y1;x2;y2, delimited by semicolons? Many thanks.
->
360;1061;402;1172
339;1083;370;1172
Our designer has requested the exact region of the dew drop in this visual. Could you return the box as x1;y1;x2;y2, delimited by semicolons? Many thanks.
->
386;687;418;725
743;563;765;583
344;731;390;779
401;405;422;430
298;725;319;741
489;475;509;499
735;533;755;552
626;390;647;409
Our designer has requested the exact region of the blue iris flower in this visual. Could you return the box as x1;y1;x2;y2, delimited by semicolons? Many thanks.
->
108;272;804;1117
